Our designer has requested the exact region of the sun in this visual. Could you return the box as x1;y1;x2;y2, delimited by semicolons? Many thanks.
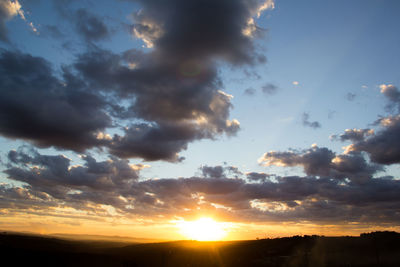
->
177;217;227;241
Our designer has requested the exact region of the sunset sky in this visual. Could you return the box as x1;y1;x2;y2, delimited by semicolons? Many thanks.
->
1;0;400;241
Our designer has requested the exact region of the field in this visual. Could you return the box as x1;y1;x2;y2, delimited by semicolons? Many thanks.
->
1;231;400;266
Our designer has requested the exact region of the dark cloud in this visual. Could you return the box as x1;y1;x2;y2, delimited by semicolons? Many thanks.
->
261;83;278;95
50;1;110;43
1;149;400;224
260;146;335;176
346;92;356;101
246;172;270;182
225;165;243;178
348;115;400;165
200;165;242;178
65;0;272;161
4;148;144;204
244;87;256;96
329;84;400;165
330;128;374;143
0;50;111;152
380;84;400;112
0;0;275;161
243;69;262;80
201;165;225;178
259;145;382;183
108;122;196;162
75;8;109;42
131;0;270;64
302;112;321;129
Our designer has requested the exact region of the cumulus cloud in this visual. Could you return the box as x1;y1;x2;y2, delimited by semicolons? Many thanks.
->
330;128;374;143
200;165;225;178
380;84;400;112
302;112;321;129
246;172;270;182
332;85;400;165
259;145;382;183
347;115;400;164
130;0;273;64
1;149;400;224
0;0;274;161
4;148;145;204
200;165;242;178
73;0;274;159
108;122;196;162
0;51;111;152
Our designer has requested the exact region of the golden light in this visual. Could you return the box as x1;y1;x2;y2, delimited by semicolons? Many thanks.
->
177;217;227;241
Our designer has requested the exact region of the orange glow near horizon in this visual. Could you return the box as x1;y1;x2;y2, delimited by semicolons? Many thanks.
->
2;211;400;241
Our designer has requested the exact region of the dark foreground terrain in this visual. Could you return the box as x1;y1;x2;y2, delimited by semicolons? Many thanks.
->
1;231;400;267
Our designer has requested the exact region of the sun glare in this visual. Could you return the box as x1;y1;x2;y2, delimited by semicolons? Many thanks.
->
177;217;227;241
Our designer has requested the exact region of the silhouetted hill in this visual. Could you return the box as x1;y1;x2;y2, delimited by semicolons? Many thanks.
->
1;231;400;266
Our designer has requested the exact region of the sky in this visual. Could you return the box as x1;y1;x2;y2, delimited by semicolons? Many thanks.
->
0;0;400;240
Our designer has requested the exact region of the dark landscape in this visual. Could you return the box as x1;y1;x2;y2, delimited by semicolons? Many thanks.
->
1;231;400;267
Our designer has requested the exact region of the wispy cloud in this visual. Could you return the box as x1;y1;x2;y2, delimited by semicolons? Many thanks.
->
302;113;321;129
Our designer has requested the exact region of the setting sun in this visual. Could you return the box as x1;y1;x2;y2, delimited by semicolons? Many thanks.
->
177;218;227;241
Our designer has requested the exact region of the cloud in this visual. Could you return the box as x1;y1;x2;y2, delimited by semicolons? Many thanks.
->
347;115;400;164
302;113;321;129
130;0;273;64
246;172;270;182
330;128;374;143
53;0;275;161
0;0;274;161
259;145;382;183
346;92;356;101
200;165;242;178
200;165;225;178
292;81;299;86
108;122;195;162
1;149;400;224
0;50;112;152
4;147;145;203
0;0;22;41
244;87;256;96
0;0;38;41
380;84;400;112
49;2;110;42
75;8;109;42
261;83;278;95
336;84;400;165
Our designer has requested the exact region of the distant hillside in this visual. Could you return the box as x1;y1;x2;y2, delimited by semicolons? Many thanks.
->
50;233;164;244
1;231;400;266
